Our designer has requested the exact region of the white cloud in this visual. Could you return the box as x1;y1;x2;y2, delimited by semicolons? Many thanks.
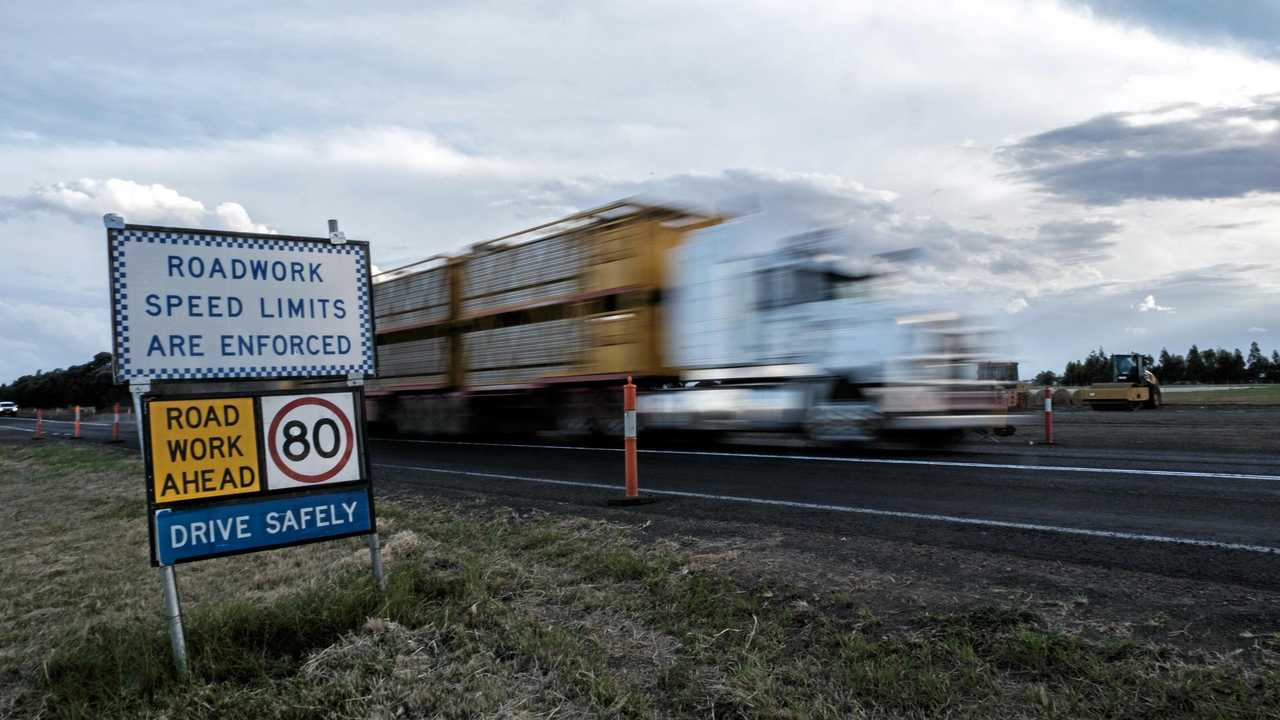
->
0;178;272;233
1124;326;1148;335
1123;106;1202;127
214;202;272;234
229;127;510;176
1249;326;1268;333
1136;294;1175;312
22;178;205;225
1005;298;1029;314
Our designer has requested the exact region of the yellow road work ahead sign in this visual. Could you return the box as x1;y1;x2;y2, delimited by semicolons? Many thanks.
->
148;398;260;504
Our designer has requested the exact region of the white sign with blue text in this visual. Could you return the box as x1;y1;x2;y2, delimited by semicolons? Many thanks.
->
108;224;375;382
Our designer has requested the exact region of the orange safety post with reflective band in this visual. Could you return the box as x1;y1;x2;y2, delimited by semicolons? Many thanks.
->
110;402;122;443
72;405;82;440
1043;387;1054;445
624;376;638;498
33;409;44;441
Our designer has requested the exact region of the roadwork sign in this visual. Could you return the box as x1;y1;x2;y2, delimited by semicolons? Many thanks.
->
107;223;375;383
107;216;384;675
142;388;375;566
259;391;362;490
148;397;260;504
153;488;372;566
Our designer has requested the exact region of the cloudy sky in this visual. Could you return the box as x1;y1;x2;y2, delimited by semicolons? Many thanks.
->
2;0;1279;381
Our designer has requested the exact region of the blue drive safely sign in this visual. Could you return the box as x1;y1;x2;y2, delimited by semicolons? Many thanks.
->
153;488;371;565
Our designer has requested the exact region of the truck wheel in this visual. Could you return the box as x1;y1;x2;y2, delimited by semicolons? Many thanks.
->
804;402;879;444
556;408;593;435
594;416;625;438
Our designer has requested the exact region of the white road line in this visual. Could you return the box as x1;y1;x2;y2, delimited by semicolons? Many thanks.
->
374;462;1280;555
376;438;1280;482
0;425;34;433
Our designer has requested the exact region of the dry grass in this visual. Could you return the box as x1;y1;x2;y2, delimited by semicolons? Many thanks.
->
3;441;1279;719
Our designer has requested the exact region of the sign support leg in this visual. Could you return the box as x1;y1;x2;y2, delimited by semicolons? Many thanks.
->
346;374;384;592
367;533;385;592
160;565;189;676
131;382;189;677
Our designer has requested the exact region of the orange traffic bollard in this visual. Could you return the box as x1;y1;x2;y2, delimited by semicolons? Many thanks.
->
609;376;655;506
1043;387;1054;445
72;405;82;440
33;409;45;441
109;402;123;443
624;376;638;497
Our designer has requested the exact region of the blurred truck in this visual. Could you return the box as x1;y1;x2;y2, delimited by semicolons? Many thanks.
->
367;201;1013;442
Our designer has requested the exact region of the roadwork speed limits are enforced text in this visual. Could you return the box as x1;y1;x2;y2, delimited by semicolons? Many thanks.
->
106;222;375;382
143;388;375;566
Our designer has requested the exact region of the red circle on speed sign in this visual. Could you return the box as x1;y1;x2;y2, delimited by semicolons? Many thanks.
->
267;396;356;483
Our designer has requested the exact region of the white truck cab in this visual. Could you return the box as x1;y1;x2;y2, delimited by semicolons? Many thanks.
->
641;221;1013;442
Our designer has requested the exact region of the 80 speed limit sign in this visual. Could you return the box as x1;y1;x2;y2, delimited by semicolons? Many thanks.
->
259;391;363;490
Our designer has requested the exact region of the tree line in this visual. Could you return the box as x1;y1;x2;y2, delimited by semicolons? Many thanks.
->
0;352;130;410
1036;342;1280;386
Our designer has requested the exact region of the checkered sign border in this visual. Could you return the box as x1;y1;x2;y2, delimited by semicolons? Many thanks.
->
109;227;375;382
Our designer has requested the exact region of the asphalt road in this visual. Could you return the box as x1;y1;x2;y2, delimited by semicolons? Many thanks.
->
5;409;1280;587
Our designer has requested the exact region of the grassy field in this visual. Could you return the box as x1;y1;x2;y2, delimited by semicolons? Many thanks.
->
3;442;1279;719
1161;385;1280;405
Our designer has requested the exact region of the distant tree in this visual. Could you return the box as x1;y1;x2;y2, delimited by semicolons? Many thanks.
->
1062;360;1083;386
1083;346;1110;384
1247;341;1269;382
1034;370;1058;386
1207;347;1238;385
1230;348;1248;384
1156;347;1185;384
0;352;125;409
1202;348;1221;383
1270;350;1280;383
1186;345;1205;384
1061;347;1118;385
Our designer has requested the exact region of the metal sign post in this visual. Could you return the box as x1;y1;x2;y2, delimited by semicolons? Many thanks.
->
348;371;384;591
131;380;189;677
367;532;385;592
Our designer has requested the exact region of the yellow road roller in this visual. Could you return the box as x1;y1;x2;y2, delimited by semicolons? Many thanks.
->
1082;353;1161;410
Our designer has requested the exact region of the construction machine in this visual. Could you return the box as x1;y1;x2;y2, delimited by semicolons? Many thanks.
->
977;361;1029;410
1081;353;1161;410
